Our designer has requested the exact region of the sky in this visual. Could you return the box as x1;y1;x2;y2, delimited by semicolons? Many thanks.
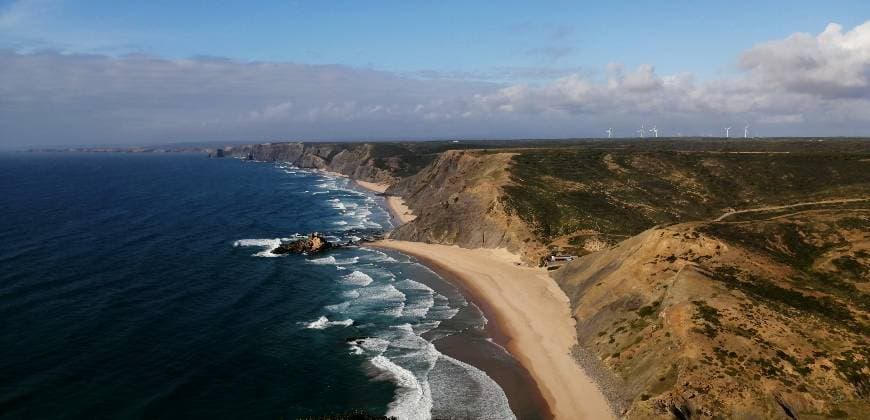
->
2;0;870;148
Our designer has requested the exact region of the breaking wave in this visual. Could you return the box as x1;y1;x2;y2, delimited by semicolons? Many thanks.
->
233;162;511;419
340;270;374;286
303;316;354;329
233;238;285;257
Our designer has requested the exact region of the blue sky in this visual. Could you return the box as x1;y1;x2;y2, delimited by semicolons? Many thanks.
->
5;0;869;80
2;1;870;146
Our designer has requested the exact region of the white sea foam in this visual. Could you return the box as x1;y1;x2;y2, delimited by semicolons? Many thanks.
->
316;181;337;190
348;343;364;355
352;208;373;220
396;279;434;291
360;337;391;354
341;290;361;299
412;320;442;335
325;301;351;313
362;249;398;263
303;316;354;329
308;256;359;266
328;283;406;318
340;271;374;286
309;256;337;265
358;284;406;317
397;279;436;319
370;355;433;420
429;354;516;420
426;294;461;321
233;238;284;257
402;294;435;319
253;165;511;419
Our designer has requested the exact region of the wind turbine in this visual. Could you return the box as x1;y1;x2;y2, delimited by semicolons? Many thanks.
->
649;125;659;138
725;126;732;138
744;125;750;139
605;128;613;139
637;124;645;138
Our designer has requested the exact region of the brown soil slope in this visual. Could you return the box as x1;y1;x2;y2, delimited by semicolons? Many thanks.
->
553;209;869;418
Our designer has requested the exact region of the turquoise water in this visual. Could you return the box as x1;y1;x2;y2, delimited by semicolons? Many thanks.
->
0;153;516;419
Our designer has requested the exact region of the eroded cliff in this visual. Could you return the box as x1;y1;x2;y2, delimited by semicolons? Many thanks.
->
386;150;543;261
226;142;422;184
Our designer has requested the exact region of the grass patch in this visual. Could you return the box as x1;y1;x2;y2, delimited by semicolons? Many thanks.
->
504;147;870;242
692;300;722;338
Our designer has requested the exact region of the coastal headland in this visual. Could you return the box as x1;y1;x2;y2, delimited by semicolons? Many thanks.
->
218;138;870;419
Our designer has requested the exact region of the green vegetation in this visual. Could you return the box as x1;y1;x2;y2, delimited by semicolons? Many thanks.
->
700;220;834;271
833;349;870;397
700;216;870;317
692;300;722;338
502;144;870;242
832;255;867;279
636;301;661;317
710;267;860;331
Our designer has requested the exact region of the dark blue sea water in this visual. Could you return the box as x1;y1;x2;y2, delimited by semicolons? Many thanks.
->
0;153;517;419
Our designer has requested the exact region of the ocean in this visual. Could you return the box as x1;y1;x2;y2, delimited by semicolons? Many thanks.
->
0;153;534;419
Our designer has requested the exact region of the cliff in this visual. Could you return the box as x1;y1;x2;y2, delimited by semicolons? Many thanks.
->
228;142;546;261
220;139;869;417
386;150;543;260
225;142;417;184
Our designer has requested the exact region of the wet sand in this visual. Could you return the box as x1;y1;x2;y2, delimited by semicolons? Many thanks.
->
370;241;615;420
353;180;416;225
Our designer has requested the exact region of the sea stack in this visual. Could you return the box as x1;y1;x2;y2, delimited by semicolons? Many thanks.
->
271;232;332;255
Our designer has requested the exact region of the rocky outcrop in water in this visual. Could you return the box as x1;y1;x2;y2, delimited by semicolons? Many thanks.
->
271;233;332;255
270;231;387;255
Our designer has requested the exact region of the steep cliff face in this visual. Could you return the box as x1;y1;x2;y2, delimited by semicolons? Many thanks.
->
225;143;543;256
552;210;870;419
387;150;544;261
227;142;399;184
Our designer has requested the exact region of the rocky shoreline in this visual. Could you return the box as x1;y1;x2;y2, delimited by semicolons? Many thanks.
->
271;231;385;255
571;344;630;417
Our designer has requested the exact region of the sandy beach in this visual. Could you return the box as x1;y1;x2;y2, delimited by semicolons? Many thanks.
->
353;180;416;225
369;240;615;420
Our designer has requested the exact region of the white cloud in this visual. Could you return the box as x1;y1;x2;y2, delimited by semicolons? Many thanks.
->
245;101;294;122
740;22;870;98
759;114;805;124
461;21;870;133
2;20;870;147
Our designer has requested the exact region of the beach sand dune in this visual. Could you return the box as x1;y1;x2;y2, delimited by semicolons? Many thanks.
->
370;240;615;420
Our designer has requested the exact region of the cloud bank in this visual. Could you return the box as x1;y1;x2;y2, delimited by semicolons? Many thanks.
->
2;21;870;147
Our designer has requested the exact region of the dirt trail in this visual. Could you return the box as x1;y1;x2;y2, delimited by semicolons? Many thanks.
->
714;198;870;221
